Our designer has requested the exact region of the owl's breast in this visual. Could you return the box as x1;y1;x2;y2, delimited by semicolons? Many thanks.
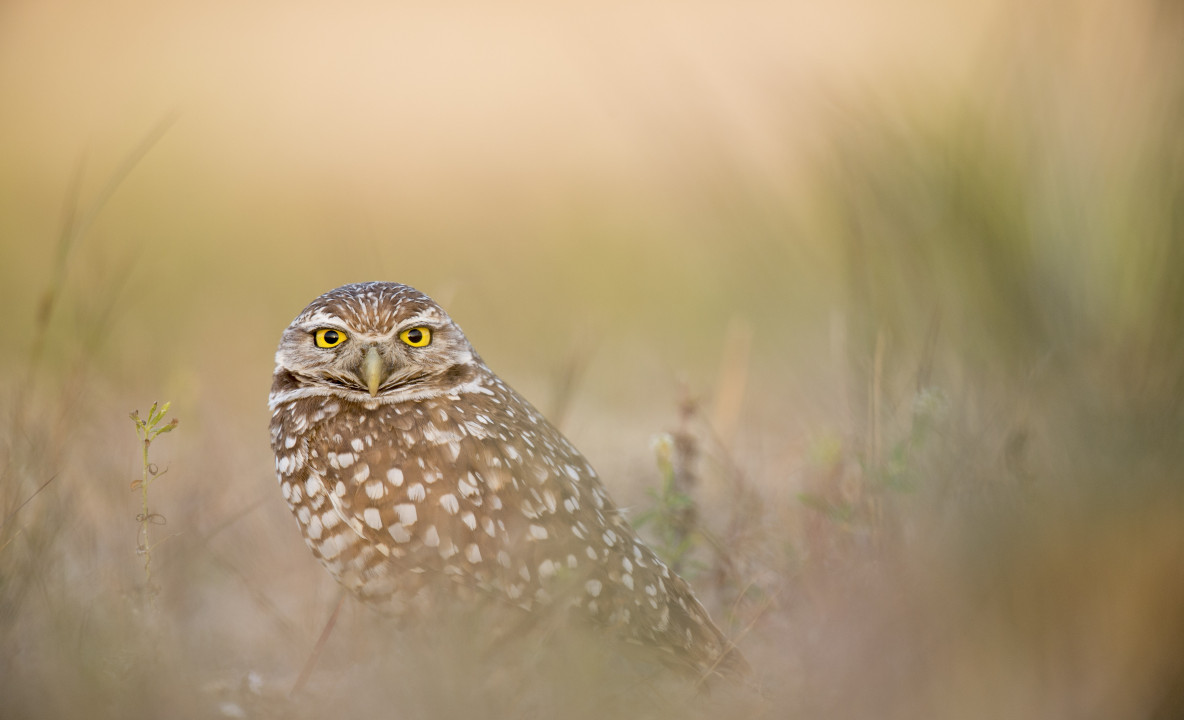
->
271;391;596;611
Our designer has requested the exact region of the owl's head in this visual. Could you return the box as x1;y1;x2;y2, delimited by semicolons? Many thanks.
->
271;282;481;405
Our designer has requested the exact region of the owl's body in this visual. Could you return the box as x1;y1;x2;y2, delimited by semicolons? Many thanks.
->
270;282;743;680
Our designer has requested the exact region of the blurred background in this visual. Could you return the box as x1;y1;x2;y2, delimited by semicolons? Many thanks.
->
2;0;1183;717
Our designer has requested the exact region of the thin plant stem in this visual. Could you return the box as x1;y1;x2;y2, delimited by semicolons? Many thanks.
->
130;401;178;607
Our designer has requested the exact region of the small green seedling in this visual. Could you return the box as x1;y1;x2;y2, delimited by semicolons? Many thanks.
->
130;401;178;605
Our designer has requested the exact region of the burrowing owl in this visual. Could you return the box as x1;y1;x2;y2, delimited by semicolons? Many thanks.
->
270;282;745;680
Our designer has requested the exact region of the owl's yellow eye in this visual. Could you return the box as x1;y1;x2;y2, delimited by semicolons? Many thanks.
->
315;328;348;348
399;326;432;347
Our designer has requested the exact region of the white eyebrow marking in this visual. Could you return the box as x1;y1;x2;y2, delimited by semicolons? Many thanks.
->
299;312;350;329
392;315;442;334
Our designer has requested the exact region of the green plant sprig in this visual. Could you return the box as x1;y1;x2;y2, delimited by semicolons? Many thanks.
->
635;433;702;575
130;401;178;605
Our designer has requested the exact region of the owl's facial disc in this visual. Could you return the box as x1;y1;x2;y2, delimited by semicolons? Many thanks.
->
271;283;483;406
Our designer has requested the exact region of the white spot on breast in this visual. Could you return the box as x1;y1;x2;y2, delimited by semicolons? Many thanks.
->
394;504;417;525
331;530;352;558
439;494;459;515
542;490;557;514
567;554;577;568
307;515;323;540
305;476;324;496
284;435;297;449
334;481;346;497
387;468;404;486
645;584;657;596
388;524;411;543
622;573;634;590
622;557;633;573
424;525;440;547
505;446;519;460
458;476;478;497
482;518;496;537
352;463;370;484
465;543;482;563
351;438;365;453
538;559;556;579
318;536;339;560
365;481;385;500
563;497;579;513
585;546;597;560
296;506;310;524
528;524;549;540
497;550;512;568
363;508;382;530
446;442;460;461
592;489;606;508
281;482;292;500
585;579;602;597
602;530;617;546
461;511;477;530
408;483;426;502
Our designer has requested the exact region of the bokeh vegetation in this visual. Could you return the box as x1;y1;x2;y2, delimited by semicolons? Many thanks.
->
2;0;1182;717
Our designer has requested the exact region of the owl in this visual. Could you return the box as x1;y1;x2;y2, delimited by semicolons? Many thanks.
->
269;282;746;682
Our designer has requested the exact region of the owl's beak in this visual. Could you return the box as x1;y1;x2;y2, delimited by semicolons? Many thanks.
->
361;346;386;397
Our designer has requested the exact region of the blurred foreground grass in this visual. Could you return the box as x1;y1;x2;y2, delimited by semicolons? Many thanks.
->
3;0;1184;717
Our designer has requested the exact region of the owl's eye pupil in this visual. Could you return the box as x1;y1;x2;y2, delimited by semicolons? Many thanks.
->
323;330;339;344
405;328;422;344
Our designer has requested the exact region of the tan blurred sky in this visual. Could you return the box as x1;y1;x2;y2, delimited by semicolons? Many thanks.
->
0;0;997;202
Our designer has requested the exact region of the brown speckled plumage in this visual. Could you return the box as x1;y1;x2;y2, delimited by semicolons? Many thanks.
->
270;282;745;680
